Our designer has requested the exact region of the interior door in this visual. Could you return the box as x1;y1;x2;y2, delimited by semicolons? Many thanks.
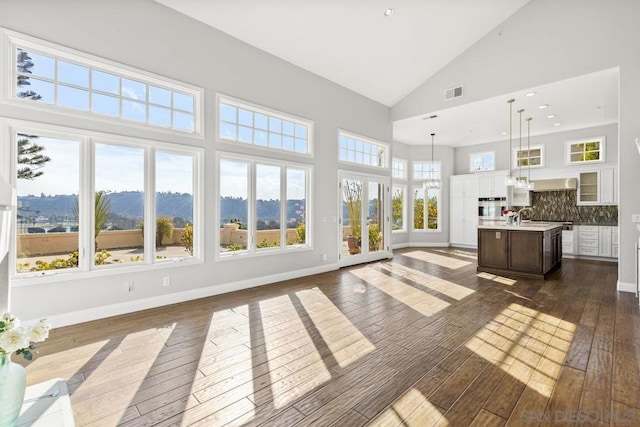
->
339;172;390;267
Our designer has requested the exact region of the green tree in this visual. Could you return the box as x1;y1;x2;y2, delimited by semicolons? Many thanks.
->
17;134;51;180
343;180;362;238
73;191;112;251
427;195;438;229
413;190;424;229
156;216;174;248
16;50;42;100
392;188;403;230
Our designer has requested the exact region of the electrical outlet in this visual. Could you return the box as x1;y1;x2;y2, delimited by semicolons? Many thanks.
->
162;276;171;287
632;214;640;223
125;280;134;293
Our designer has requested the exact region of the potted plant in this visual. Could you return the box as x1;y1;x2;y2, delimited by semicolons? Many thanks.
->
343;181;362;254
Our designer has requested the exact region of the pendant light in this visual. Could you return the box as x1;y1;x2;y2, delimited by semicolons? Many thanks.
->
514;108;526;188
426;133;441;189
505;99;517;186
526;117;535;190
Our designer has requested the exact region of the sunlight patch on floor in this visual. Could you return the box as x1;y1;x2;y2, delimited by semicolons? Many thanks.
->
295;288;375;368
403;250;472;269
477;271;518;286
379;263;475;300
351;266;450;317
434;248;478;260
369;388;445;426
465;303;576;398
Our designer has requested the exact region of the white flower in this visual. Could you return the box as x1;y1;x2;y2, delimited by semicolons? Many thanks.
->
29;320;51;343
0;326;31;354
1;312;18;330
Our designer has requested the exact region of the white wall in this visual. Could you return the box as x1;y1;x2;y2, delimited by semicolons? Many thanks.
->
453;123;618;175
0;0;392;323
393;0;640;290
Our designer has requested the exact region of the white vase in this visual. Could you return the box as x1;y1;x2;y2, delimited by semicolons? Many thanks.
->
0;353;26;427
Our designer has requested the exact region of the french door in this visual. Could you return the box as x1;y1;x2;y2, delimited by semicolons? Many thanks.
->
339;172;391;267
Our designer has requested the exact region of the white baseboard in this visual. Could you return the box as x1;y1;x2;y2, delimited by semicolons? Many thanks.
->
392;242;409;249
617;280;637;293
40;263;339;328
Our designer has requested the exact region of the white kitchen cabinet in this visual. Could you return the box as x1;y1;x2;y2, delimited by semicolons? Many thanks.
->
576;225;618;259
577;168;617;206
562;229;576;256
478;171;507;198
450;175;479;247
598;226;612;257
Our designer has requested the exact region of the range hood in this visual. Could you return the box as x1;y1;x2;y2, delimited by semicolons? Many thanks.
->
530;178;577;192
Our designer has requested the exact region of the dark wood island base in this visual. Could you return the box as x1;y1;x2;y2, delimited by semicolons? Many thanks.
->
477;223;563;279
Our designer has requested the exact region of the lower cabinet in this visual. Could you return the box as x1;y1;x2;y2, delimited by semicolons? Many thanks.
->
478;229;508;269
577;225;618;259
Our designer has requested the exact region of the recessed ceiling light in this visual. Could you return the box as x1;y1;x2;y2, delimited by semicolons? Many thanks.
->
538;104;549;109
546;114;556;119
553;122;561;126
384;8;394;16
525;92;537;97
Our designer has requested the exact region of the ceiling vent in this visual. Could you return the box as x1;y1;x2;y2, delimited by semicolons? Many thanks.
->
445;85;463;101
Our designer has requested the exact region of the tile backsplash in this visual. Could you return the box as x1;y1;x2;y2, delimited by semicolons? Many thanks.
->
516;190;618;224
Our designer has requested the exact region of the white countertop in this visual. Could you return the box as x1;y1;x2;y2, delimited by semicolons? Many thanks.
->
478;220;564;232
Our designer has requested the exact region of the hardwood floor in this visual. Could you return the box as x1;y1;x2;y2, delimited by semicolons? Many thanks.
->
19;248;640;426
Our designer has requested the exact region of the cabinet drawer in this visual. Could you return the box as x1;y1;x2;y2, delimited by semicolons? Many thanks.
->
579;226;599;232
579;247;598;256
579;239;598;248
579;231;598;240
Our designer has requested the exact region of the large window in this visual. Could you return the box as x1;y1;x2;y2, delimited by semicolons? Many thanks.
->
339;131;388;168
5;29;202;134
413;161;441;180
218;155;310;257
392;158;407;179
11;123;201;279
218;95;312;155
391;186;406;232
412;186;440;231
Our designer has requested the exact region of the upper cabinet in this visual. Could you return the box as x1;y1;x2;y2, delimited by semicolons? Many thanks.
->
577;168;617;205
477;170;507;198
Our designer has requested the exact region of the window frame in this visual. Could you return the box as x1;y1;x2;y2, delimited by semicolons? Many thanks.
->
470;151;496;172
392;158;407;179
412;160;442;181
1;27;204;138
513;144;545;169
338;130;389;169
4;118;204;285
216;151;313;261
411;184;442;233
216;93;314;157
565;136;606;165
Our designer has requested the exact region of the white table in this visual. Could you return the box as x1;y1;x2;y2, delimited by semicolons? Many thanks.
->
18;379;74;426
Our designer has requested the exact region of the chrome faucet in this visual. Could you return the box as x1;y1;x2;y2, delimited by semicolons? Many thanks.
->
516;207;533;225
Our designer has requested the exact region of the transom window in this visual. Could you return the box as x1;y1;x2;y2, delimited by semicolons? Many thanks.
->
392;158;407;179
339;131;388;168
566;137;605;164
413;161;441;180
218;95;312;155
470;152;495;172
515;145;544;168
5;29;201;134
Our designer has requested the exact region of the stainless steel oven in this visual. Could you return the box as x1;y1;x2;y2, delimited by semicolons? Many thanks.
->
478;197;507;220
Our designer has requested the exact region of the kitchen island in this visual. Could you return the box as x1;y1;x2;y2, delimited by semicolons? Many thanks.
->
477;221;563;279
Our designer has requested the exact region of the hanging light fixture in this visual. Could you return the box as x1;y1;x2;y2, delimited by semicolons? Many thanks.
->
425;133;441;189
526;117;535;190
514;108;526;188
505;99;517;186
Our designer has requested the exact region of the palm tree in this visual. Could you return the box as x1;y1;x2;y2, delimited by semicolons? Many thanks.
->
73;191;112;251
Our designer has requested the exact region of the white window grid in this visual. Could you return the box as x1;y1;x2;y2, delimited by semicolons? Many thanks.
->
338;131;388;168
392;158;407;179
470;151;495;172
565;137;605;165
514;145;544;168
217;94;313;156
412;161;441;180
3;28;202;135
